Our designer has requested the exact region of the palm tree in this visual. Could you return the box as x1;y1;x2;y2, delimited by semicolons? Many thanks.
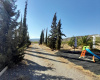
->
78;36;93;48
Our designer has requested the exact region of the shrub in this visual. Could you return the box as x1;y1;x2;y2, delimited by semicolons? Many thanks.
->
68;37;75;47
78;36;93;48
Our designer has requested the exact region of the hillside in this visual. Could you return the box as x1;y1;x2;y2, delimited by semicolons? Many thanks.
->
30;39;39;42
63;34;100;41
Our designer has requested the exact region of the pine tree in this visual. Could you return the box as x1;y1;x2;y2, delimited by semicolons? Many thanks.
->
45;28;48;45
56;19;66;50
49;13;57;50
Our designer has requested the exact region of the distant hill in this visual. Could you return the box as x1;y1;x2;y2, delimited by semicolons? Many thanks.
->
30;34;100;42
30;39;39;42
63;34;100;41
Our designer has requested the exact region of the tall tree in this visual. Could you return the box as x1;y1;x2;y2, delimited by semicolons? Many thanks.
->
0;0;31;67
45;28;48;45
56;20;66;50
39;30;44;44
18;16;23;47
49;13;57;50
22;0;28;45
42;30;44;43
0;0;20;54
39;30;42;44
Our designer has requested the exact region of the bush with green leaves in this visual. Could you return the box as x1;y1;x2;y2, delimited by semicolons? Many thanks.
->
78;36;93;48
68;36;94;49
68;37;75;47
0;0;31;68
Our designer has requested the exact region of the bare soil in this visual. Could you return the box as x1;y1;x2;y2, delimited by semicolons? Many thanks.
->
1;43;100;80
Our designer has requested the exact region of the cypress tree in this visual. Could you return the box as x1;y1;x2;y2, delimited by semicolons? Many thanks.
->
22;0;28;45
49;13;57;50
18;16;23;48
39;30;43;44
0;0;13;54
26;32;31;47
0;0;20;54
0;0;26;66
0;0;31;67
42;30;44;43
56;19;66;50
45;28;48;45
56;20;61;50
39;30;45;44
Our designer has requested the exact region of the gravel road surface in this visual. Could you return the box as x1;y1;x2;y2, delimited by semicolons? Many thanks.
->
1;44;99;80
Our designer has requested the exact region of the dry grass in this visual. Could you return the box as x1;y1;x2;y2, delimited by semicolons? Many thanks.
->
61;43;100;51
61;44;82;51
39;44;58;54
38;44;100;79
21;60;28;65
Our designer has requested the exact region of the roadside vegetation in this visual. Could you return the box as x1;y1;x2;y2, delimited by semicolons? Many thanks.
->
62;36;100;52
0;0;31;70
1;0;100;74
68;36;92;48
39;12;100;52
39;13;66;50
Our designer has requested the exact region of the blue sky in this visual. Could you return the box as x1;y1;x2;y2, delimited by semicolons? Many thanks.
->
16;0;100;39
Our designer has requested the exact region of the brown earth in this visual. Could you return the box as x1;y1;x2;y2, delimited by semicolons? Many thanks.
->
1;43;100;80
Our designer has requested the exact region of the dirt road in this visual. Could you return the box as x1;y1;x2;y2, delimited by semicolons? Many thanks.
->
1;44;99;80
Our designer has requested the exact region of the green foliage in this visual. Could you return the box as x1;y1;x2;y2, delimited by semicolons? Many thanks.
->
68;36;93;49
96;37;100;46
46;13;66;50
39;31;42;44
78;36;93;48
0;0;31;69
39;30;44;44
96;37;100;42
56;20;66;50
62;41;68;44
47;36;52;48
48;13;57;50
42;30;44;43
45;28;48;45
22;1;28;46
68;37;75;47
32;42;38;43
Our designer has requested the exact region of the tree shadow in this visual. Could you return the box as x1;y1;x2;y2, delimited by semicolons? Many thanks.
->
1;59;73;80
60;49;100;56
55;51;100;75
25;52;68;64
26;49;60;57
60;49;93;56
27;46;39;50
